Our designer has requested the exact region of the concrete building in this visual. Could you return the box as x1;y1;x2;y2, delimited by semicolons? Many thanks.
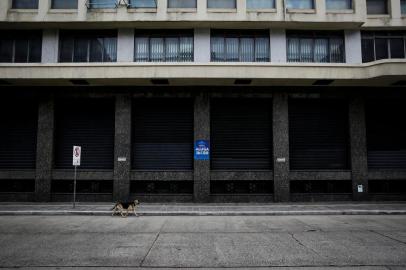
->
0;0;405;202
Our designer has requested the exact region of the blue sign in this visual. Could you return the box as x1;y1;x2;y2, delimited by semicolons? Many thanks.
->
194;140;210;160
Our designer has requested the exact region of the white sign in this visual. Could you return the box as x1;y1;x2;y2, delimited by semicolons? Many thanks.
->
118;157;127;162
357;184;363;193
276;157;286;163
72;146;81;166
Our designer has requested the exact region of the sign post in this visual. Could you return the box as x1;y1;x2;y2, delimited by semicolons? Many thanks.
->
72;146;81;209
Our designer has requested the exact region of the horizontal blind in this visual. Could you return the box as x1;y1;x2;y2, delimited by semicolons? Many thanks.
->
211;99;272;170
54;99;115;169
289;99;350;170
132;99;193;170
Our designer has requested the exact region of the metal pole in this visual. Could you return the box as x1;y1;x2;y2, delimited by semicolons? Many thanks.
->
73;165;77;209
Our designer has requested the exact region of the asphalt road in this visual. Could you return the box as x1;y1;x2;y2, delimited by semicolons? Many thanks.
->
0;215;405;269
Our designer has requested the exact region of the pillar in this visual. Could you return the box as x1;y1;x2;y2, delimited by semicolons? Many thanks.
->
349;94;369;201
113;95;132;201
193;93;210;202
194;28;211;63
273;92;290;202
117;29;135;62
42;29;59;63
35;94;54;202
270;29;286;63
345;30;362;64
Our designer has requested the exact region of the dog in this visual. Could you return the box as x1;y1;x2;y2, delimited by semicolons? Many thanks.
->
111;200;139;217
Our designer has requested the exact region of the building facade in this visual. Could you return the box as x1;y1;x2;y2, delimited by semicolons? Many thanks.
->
0;0;405;202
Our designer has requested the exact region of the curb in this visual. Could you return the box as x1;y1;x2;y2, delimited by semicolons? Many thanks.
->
1;210;406;216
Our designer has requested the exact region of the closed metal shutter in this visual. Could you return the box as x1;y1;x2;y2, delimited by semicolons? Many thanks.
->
132;99;193;170
54;99;115;169
0;99;37;169
289;99;350;170
366;99;406;169
211;99;272;170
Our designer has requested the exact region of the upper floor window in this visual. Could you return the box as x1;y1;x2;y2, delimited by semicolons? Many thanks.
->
52;0;78;9
12;0;38;9
0;31;42;63
168;0;197;8
59;30;117;62
87;0;117;8
366;0;388;14
134;30;194;62
401;0;406;14
287;31;345;63
211;30;270;62
286;0;314;9
326;0;351;10
207;0;236;9
361;31;406;63
247;0;275;9
128;0;156;8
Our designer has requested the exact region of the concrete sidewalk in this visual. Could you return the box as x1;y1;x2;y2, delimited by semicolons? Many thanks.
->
0;202;405;216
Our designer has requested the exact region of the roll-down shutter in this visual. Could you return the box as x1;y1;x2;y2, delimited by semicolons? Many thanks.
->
132;99;193;170
366;99;406;169
289;99;349;170
54;99;115;169
0;99;37;169
211;99;272;170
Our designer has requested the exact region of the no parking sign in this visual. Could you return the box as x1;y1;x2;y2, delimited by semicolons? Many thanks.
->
72;146;81;166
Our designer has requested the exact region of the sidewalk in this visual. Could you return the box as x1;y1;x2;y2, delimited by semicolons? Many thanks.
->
0;202;405;216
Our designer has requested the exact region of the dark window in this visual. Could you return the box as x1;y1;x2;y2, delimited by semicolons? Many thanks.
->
207;0;236;8
12;0;38;9
366;99;406;169
289;99;350;170
0;99;38;169
366;0;388;14
87;0;117;8
130;181;193;194
0;180;35;193
326;0;352;9
59;30;117;62
361;31;406;62
0;31;42;63
211;30;270;62
51;180;113;193
291;180;352;194
168;0;197;8
402;0;406;14
247;0;275;9
52;0;77;9
211;99;272;170
211;181;273;194
132;99;194;170
54;99;115;169
286;0;314;9
369;180;406;194
134;30;193;62
287;31;345;63
128;0;157;8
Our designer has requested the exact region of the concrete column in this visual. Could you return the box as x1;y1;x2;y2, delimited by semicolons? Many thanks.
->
193;93;210;202
42;29;59;63
345;30;362;64
270;29;286;63
113;95;132;201
117;29;135;62
35;95;54;202
273;92;290;202
194;28;211;62
38;0;50;17
390;0;401;19
349;94;369;201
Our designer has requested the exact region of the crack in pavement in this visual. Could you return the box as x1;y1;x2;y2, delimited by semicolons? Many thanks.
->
370;230;406;246
289;232;323;258
139;218;167;267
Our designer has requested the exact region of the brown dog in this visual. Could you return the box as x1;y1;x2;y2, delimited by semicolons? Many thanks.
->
111;200;139;217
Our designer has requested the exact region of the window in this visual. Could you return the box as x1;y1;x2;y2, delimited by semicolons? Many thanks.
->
286;31;345;63
59;30;117;62
207;0;236;9
128;0;156;8
168;0;197;8
286;0;314;9
0;31;42;63
402;0;406;14
134;30;193;62
12;0;38;9
247;0;275;9
87;0;117;8
326;0;351;10
211;30;270;62
361;31;406;62
366;0;388;14
52;0;77;9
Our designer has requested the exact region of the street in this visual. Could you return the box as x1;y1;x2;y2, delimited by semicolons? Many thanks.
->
0;215;405;269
